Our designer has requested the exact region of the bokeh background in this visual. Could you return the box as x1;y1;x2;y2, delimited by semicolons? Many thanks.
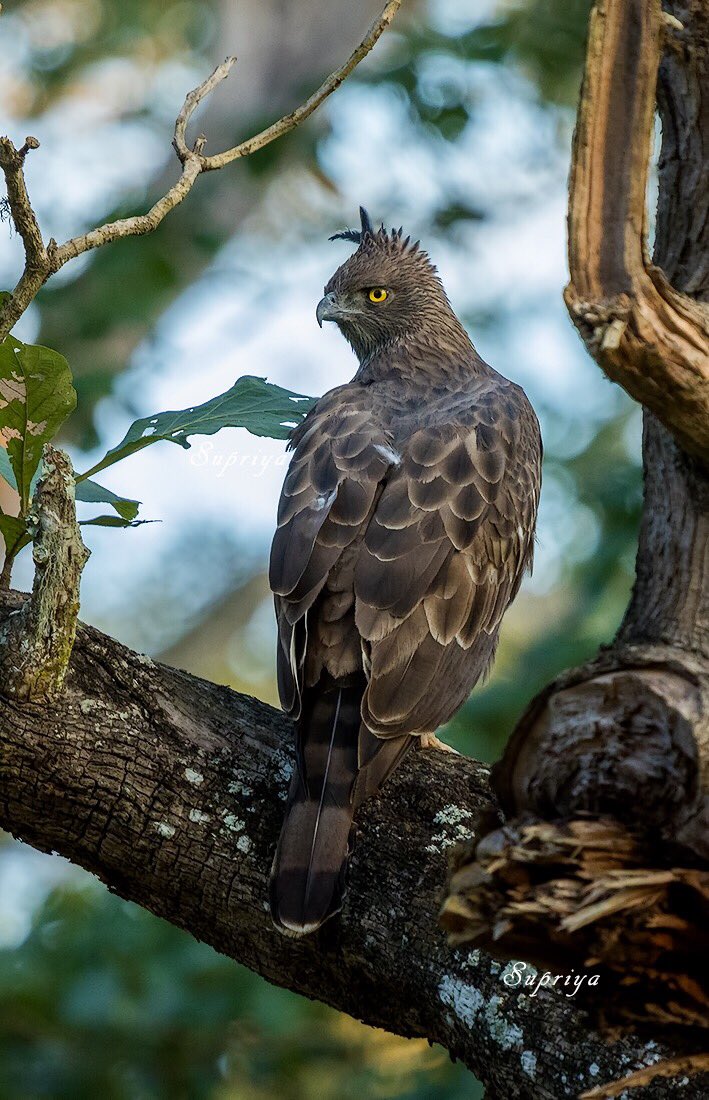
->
0;0;643;1096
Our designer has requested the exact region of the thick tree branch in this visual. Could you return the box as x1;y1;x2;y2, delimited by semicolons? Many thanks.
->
564;0;709;460
0;0;402;340
0;594;694;1100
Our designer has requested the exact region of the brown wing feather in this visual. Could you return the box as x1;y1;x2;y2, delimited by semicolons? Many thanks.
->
356;382;541;738
270;384;398;717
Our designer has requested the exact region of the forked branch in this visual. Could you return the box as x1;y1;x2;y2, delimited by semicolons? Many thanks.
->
0;0;402;340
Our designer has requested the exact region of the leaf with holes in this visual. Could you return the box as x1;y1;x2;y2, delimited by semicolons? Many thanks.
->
0;336;76;511
77;375;315;482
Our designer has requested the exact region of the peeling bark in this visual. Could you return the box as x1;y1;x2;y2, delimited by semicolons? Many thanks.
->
564;0;709;461
490;0;709;863
496;0;709;857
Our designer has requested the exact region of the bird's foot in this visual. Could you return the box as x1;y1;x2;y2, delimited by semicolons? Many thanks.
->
419;732;460;754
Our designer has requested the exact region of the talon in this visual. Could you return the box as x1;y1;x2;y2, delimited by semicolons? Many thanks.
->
420;733;460;754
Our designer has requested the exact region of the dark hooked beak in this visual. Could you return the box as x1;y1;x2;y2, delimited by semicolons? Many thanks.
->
316;292;340;327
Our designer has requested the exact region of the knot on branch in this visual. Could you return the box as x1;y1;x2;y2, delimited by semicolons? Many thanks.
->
491;646;709;860
0;445;89;702
563;290;632;354
18;136;40;159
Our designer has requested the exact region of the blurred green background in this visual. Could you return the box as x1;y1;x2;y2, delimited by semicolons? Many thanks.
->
0;0;643;1096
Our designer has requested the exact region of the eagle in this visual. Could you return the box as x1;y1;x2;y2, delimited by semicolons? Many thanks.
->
269;208;542;936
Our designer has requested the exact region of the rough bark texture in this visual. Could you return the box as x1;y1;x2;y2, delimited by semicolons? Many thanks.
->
0;594;696;1100
563;0;709;461
495;0;709;852
0;447;89;702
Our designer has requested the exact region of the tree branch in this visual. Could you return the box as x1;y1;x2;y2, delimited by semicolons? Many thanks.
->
0;593;695;1100
0;136;48;337
564;0;709;460
0;136;44;273
195;0;402;170
0;0;402;340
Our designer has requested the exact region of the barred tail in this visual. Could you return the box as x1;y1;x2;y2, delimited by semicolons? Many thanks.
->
270;680;360;936
270;677;411;936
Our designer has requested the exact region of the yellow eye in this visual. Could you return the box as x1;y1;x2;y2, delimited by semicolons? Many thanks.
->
368;287;388;303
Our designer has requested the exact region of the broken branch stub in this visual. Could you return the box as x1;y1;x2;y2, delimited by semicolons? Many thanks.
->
0;446;89;701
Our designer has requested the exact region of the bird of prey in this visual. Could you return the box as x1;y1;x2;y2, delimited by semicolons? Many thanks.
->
269;207;541;936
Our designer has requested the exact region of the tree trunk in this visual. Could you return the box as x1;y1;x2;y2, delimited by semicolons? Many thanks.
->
441;0;709;1072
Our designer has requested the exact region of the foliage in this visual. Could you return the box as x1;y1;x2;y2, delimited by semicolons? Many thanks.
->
0;883;480;1100
0;337;76;512
78;378;315;482
0;347;313;575
73;479;141;523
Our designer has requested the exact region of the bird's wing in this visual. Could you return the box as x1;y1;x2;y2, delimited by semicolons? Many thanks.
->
356;383;541;738
270;385;396;717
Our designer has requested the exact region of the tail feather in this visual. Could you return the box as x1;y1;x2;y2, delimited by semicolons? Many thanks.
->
270;677;411;936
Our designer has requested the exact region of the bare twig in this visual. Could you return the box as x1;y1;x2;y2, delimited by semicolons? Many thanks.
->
198;0;402;170
0;136;48;335
0;136;44;270
0;446;89;701
564;0;709;460
172;55;237;163
49;156;203;270
0;0;402;341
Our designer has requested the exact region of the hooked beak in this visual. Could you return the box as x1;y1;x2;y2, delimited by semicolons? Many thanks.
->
316;291;362;328
316;292;340;328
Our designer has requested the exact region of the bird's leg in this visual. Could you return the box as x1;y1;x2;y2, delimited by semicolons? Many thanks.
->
419;732;460;754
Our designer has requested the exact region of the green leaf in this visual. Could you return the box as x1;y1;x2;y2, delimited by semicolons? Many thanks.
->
77;376;315;482
0;513;30;559
0;445;17;491
80;515;156;528
75;478;141;522
0;336;77;511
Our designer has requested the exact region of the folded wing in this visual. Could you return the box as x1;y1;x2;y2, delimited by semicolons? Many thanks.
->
270;385;397;718
356;383;541;738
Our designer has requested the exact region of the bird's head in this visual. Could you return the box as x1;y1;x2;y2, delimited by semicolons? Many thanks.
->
317;207;452;362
